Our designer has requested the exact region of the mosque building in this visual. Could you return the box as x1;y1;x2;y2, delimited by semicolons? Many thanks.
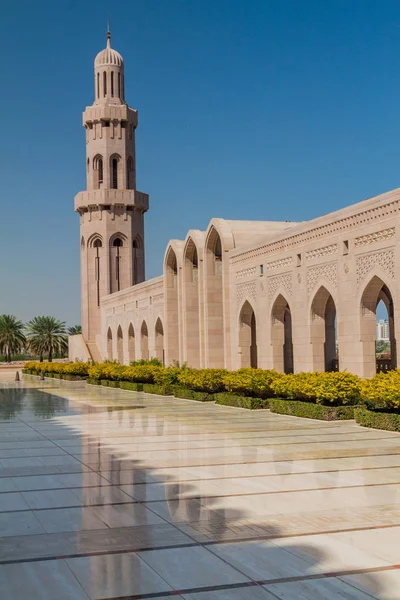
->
70;32;399;378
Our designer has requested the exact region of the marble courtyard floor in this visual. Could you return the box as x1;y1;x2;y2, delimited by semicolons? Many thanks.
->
0;375;399;599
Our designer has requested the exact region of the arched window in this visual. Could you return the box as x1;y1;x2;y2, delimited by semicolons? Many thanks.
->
112;238;123;292
118;73;121;98
97;72;100;99
133;236;141;249
93;238;102;306
98;158;103;183
103;71;107;96
111;72;114;97
126;156;133;188
112;158;118;189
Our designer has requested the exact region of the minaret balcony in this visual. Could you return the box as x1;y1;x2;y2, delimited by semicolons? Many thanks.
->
74;189;149;212
83;105;138;126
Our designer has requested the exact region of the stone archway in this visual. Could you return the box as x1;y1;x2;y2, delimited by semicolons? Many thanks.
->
205;227;224;367
239;300;257;368
165;247;179;364
116;326;123;364
310;286;337;372
107;327;113;361
184;239;200;367
271;294;293;373
128;323;135;363
141;321;149;360
155;318;164;365
360;276;396;377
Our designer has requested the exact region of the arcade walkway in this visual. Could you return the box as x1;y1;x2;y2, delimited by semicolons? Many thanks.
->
0;375;399;599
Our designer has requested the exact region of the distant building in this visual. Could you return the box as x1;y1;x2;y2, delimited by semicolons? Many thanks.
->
376;320;390;342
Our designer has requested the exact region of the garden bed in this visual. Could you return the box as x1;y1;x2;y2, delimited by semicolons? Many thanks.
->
355;407;400;432
269;399;356;420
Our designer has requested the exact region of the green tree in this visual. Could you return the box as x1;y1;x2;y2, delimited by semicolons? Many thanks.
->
0;315;26;362
68;325;82;335
26;316;68;362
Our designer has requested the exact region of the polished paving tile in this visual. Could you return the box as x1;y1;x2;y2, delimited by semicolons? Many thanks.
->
138;546;250;589
0;560;89;600
1;378;399;599
67;552;173;598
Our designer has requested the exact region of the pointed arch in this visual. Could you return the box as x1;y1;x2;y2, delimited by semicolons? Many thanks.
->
92;154;103;188
310;285;337;372
239;300;257;368
205;226;224;367
109;153;121;189
184;237;200;367
116;325;123;364
107;327;113;360
128;323;135;363
360;275;396;376
155;317;164;365
126;156;134;188
109;233;127;294
271;293;293;373
164;245;180;364
141;320;149;360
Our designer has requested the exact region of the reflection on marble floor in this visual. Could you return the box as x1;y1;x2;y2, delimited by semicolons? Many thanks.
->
0;376;399;599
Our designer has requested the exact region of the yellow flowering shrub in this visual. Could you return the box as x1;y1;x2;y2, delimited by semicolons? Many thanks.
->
153;367;181;387
177;369;227;393
24;361;89;377
361;370;400;411
222;368;281;398
271;372;361;405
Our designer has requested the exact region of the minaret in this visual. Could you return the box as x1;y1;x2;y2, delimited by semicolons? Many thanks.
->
75;29;148;356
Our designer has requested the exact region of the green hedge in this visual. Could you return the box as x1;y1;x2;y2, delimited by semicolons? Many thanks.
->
143;383;173;396
269;399;356;420
119;381;144;392
87;378;101;386
101;380;120;388
355;407;400;432
174;387;215;402
214;393;269;410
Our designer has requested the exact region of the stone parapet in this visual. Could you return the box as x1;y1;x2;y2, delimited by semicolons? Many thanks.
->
83;105;138;125
74;189;149;212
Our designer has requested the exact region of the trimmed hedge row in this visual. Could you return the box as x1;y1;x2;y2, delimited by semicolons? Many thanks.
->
24;361;89;378
173;388;215;402
269;399;356;421
214;393;270;410
355;407;400;432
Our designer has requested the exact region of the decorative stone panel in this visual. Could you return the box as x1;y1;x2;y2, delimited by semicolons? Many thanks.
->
236;266;257;280
305;244;337;261
237;281;257;306
268;273;292;301
265;256;293;271
230;196;400;265
356;249;395;286
138;298;149;308
307;263;337;296
354;227;395;248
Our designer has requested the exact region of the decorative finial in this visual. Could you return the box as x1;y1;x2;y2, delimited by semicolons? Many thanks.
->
106;16;111;48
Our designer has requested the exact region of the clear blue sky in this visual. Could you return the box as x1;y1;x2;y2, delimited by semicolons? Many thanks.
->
1;0;398;325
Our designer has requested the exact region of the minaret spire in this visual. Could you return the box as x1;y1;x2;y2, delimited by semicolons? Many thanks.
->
106;18;111;48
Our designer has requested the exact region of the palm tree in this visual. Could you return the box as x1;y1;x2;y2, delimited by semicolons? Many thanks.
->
0;315;26;362
68;325;82;335
26;316;68;362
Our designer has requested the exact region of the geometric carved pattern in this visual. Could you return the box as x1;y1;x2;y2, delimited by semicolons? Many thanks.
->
356;249;395;287
138;298;149;308
236;266;257;280
305;244;337;261
237;281;256;306
354;227;395;248
268;273;292;301
265;256;292;271
307;262;337;296
230;196;400;265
